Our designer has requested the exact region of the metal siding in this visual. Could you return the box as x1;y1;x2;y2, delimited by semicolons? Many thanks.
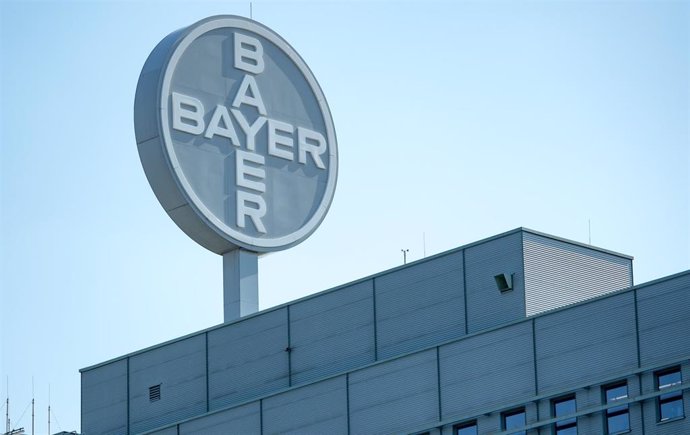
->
263;376;348;435
535;292;638;394
465;232;525;333
349;349;439;435
179;402;261;434
208;307;289;410
523;232;633;316
146;427;178;435
128;334;206;434
290;281;375;385
375;251;465;360
439;321;535;419
637;273;690;366
81;359;128;435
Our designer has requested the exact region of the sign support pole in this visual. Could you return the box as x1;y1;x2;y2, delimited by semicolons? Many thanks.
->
223;249;259;322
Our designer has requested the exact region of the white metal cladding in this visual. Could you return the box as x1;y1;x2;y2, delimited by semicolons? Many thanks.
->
375;251;464;360
290;280;375;385
348;349;439;435
637;272;690;366
262;375;348;435
178;402;260;434
523;232;633;316
81;358;127;435
535;292;638;394
208;307;289;409
465;231;525;333
128;334;206;434
439;321;535;419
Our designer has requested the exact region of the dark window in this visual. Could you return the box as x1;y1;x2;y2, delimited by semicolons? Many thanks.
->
454;420;478;435
502;408;526;435
149;384;161;402
553;395;577;434
656;367;684;422
604;382;629;434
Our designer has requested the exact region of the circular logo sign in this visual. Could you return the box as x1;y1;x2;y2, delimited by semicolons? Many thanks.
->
134;16;337;254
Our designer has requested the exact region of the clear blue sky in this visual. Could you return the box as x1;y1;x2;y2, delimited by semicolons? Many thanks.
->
1;1;688;433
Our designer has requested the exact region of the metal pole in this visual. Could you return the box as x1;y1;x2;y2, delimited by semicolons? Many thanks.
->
223;249;259;322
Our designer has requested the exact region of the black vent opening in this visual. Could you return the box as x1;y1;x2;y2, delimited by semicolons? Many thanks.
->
149;384;161;402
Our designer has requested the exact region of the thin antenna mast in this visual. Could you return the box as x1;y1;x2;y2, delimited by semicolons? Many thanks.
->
401;249;409;265
6;377;9;433
32;377;35;435
250;2;253;19
47;384;50;435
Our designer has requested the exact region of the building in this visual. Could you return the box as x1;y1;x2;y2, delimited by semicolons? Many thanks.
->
80;228;690;434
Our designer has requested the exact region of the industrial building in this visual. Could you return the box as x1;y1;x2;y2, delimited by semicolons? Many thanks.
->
81;228;689;434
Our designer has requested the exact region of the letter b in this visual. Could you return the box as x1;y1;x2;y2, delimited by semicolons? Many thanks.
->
234;33;264;74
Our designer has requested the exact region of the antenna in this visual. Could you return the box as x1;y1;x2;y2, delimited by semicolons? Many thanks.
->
31;378;34;435
401;248;409;265
6;376;9;434
47;384;50;435
250;2;253;19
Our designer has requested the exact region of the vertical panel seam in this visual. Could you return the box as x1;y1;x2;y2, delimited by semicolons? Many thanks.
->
373;278;379;361
260;398;264;435
532;319;539;396
462;249;468;335
638;372;646;435
436;346;442;422
346;373;351;435
634;288;641;368
205;331;210;412
287;306;292;387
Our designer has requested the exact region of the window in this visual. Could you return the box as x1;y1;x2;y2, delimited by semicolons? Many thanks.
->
553;395;577;434
454;420;478;435
656;367;684;422
604;382;630;434
502;408;526;435
149;384;161;402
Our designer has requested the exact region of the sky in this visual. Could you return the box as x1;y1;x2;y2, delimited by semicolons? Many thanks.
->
1;0;688;433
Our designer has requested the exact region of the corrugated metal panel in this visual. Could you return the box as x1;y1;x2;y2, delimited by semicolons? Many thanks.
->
263;376;348;435
290;280;375;385
535;292;638;394
375;251;464;360
128;334;206;434
637;272;690;366
208;307;289;410
179;402;261;435
523;232;633;316
349;349;439;435
81;359;127;435
465;232;525;333
145;426;178;435
439;321;535;419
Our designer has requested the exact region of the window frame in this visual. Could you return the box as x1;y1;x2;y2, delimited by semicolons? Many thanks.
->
453;420;478;435
655;366;684;423
603;381;630;434
552;394;577;434
501;407;526;435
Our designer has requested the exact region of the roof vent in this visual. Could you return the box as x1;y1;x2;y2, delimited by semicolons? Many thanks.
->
494;273;513;292
149;384;161;402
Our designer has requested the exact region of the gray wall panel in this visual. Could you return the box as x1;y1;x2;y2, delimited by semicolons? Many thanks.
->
81;359;128;435
523;232;632;316
376;251;464;359
263;376;348;435
290;281;375;385
349;349;439;435
208;308;289;410
129;334;206;435
146;427;177;435
179;402;261;435
637;273;690;366
535;292;638;394
465;232;525;333
439;321;535;419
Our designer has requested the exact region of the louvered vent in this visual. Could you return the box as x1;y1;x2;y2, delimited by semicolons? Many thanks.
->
149;384;161;402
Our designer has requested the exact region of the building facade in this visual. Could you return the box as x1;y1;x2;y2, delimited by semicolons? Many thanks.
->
81;228;690;434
